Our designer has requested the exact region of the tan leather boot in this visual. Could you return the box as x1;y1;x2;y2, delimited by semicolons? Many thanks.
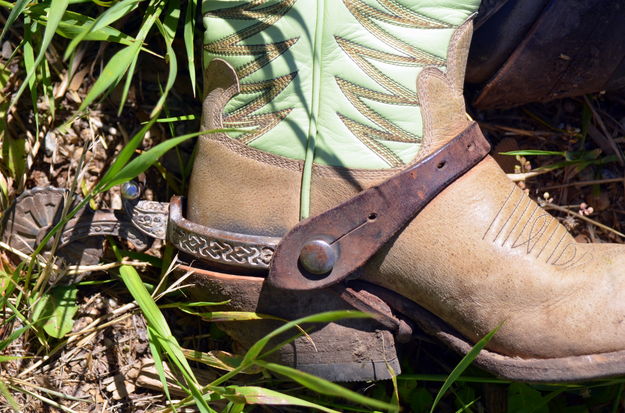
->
177;0;625;382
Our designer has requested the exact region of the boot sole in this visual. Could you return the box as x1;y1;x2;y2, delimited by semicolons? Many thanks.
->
182;265;401;382
183;265;625;382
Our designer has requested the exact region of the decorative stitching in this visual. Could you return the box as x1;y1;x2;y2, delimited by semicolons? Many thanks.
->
343;0;450;57
483;185;587;267
501;196;533;246
535;218;559;259
205;0;464;167
483;186;515;239
336;0;451;166
205;1;298;144
516;212;550;254
338;114;405;167
491;188;524;243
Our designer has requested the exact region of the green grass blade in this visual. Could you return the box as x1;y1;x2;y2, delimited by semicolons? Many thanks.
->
116;45;141;115
52;11;138;45
255;361;396;412
162;0;180;44
242;311;370;364
398;374;511;385
183;0;197;95
0;356;25;362
182;349;262;374
22;15;39;137
22;4;145;48
150;16;178;117
117;0;163;113
222;386;341;413
0;0;31;45
147;326;174;403
429;324;502;413
499;150;565;157
389;363;400;411
10;0;69;108
63;0;142;59
0;380;21;412
455;398;478;413
152;114;197;123
77;43;140;113
205;311;370;390
97;118;156;187
42;58;55;120
188;310;283;322
224;401;245;413
6;300;48;348
112;245;212;413
99;130;204;191
116;266;179;362
0;326;28;352
158;301;231;309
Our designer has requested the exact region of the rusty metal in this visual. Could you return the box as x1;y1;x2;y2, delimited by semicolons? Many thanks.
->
59;209;151;250
168;196;280;270
268;122;491;291
1;187;151;268
333;281;413;343
2;187;102;267
298;238;337;275
123;198;169;240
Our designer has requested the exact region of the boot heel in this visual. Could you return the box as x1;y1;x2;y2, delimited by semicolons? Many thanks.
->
270;318;400;382
185;266;401;382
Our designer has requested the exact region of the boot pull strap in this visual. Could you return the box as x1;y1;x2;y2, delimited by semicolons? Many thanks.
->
268;122;491;290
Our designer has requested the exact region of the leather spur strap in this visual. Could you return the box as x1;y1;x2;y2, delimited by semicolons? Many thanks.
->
268;122;491;290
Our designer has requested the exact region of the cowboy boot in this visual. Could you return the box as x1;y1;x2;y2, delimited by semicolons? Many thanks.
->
176;0;625;382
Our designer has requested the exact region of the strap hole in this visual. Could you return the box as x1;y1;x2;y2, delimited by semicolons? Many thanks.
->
437;161;447;169
368;213;377;221
467;143;473;150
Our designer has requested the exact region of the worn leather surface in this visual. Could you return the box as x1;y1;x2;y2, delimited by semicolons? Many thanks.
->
473;0;625;109
268;122;491;290
188;10;625;360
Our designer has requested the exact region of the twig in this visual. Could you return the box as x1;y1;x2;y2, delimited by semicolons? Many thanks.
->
583;95;625;166
66;312;134;337
6;377;88;402
0;241;152;275
7;384;79;413
480;123;555;137
506;169;552;182
18;301;137;378
544;203;625;239
540;177;625;191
